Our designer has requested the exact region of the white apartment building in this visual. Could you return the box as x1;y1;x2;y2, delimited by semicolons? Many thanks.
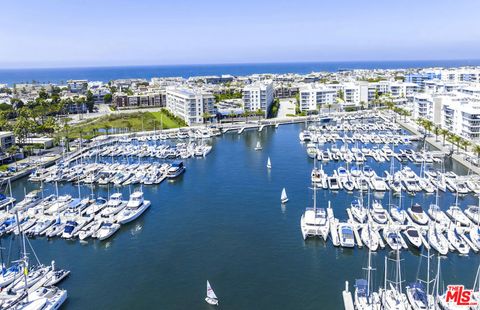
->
166;87;215;125
298;84;337;111
441;95;480;141
412;93;435;122
242;81;274;116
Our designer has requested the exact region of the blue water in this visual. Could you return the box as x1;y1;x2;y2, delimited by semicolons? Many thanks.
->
2;60;480;85
3;123;479;309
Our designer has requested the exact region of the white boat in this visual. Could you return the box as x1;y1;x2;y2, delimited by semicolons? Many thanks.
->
13;286;68;310
350;199;367;223
406;281;434;310
205;280;219;306
167;161;186;178
254;141;262;151
383;226;404;251
266;157;271;169
361;225;379;252
427;225;449;255
446;205;470;226
328;176;342;191
403;226;422;249
338;223;355;248
370;201;388;224
407;203;429;226
0;264;21;288
380;254;410;310
100;193;127;217
300;186;329;241
281;188;288;204
96;222;121;241
116;191;151;224
447;227;470;255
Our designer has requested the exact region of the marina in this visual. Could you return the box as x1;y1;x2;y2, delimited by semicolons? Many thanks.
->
0;117;479;309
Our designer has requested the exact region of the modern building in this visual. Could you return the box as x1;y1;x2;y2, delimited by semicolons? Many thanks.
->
298;84;337;111
242;81;274;116
166;87;215;125
0;132;15;152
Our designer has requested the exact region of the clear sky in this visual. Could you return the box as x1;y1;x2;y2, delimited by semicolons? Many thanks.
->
1;0;479;68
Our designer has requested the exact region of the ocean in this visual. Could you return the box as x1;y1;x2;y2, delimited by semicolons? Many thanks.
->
1;60;480;85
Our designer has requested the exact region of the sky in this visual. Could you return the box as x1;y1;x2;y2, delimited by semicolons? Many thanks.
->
0;0;479;68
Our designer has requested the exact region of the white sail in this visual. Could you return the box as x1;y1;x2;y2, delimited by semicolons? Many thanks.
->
256;142;261;148
281;188;288;201
267;157;271;168
207;280;218;299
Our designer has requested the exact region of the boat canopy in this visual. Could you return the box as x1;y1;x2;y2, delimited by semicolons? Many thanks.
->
411;204;423;213
355;279;368;297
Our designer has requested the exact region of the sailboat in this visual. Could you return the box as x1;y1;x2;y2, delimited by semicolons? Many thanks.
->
205;280;219;306
254;141;262;151
267;157;272;169
281;188;288;204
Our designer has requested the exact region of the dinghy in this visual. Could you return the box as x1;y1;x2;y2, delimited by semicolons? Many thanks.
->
205;280;219;306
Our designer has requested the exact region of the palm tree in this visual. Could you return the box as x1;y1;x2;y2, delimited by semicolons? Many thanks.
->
326;104;332;114
228;111;236;123
474;144;480;161
202;112;212;124
433;125;440;142
242;111;249;123
462;139;471;152
6;145;19;170
256;109;264;122
440;129;449;146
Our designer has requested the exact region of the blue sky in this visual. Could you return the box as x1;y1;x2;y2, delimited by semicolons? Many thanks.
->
1;0;479;68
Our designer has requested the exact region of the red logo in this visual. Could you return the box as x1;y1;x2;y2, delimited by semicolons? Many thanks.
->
445;285;477;306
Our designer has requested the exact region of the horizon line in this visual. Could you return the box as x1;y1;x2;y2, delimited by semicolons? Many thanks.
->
1;58;480;71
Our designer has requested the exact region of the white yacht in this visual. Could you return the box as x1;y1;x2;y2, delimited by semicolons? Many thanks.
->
370;201;388;224
300;186;329;240
427;225;449;255
96;222;121;241
446;205;470;226
100;193;127;217
407;204;429;226
361;225;379;252
116;191;151;224
167;161;186;178
447;227;470;255
402;226;422;249
338;223;355;248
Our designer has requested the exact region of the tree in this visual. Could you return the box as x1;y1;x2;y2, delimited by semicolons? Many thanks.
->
227;111;236;123
242;111;249;123
474;144;480;161
440;129;449;146
433;125;440;142
86;90;95;113
462;139;470;152
104;93;112;103
337;89;344;101
6;145;19;170
255;109;264;122
202;112;212;124
326;103;332;114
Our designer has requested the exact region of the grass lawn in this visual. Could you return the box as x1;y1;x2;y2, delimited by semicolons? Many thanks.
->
68;110;186;139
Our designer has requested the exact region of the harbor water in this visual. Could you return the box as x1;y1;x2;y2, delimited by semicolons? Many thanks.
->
5;123;480;309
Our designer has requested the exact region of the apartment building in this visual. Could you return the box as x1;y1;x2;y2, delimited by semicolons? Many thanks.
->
113;91;166;109
242;81;274;116
166;87;215;125
298;84;337;111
